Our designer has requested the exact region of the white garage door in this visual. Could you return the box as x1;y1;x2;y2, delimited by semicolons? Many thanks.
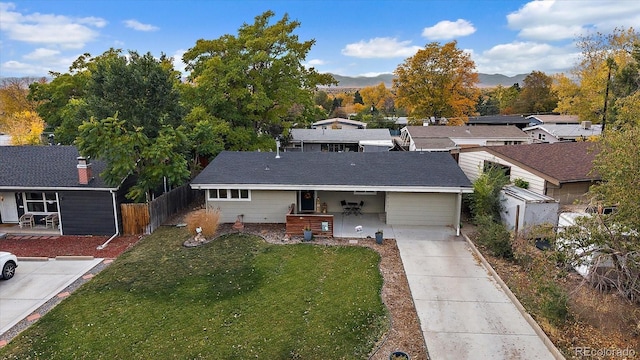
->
386;192;457;226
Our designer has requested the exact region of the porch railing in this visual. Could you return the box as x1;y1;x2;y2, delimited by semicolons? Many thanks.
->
285;203;334;237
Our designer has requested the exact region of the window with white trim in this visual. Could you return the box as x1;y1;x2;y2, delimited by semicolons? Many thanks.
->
208;189;250;201
24;192;58;213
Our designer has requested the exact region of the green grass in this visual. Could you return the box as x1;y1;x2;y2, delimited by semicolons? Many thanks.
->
0;227;388;359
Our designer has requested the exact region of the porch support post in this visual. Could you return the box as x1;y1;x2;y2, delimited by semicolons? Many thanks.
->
455;192;462;236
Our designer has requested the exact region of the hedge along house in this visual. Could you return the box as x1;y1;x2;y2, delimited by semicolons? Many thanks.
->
190;151;473;236
0;146;127;236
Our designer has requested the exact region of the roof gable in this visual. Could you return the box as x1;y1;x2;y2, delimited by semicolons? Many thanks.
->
0;146;113;189
191;151;472;189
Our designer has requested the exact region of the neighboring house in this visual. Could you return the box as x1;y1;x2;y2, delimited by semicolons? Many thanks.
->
523;121;602;143
312;118;366;129
526;114;580;126
466;115;531;129
0;146;128;236
190;151;473;235
286;128;393;152
397;125;531;154
458;141;600;205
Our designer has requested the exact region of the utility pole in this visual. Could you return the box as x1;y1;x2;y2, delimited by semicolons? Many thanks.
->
601;57;615;135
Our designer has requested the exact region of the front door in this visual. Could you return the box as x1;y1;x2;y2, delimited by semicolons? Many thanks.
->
300;190;315;213
0;192;19;223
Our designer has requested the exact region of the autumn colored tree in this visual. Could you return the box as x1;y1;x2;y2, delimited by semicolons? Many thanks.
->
182;11;336;145
0;78;40;114
393;41;480;124
359;82;395;115
513;71;558;114
4;111;45;145
554;27;639;124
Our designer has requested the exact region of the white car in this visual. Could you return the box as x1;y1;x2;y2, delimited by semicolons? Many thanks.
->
0;251;18;280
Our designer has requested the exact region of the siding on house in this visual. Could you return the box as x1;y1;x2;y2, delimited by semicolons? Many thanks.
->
385;192;457;226
545;182;592;205
58;190;117;235
458;150;546;194
206;190;296;223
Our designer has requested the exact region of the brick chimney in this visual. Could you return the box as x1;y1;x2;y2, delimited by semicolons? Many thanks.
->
77;156;93;185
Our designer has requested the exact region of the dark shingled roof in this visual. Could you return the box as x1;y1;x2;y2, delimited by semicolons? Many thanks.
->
483;142;600;183
0;146;113;189
191;151;472;189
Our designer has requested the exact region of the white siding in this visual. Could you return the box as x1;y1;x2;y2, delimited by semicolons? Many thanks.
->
386;192;457;226
458;151;547;195
207;190;295;223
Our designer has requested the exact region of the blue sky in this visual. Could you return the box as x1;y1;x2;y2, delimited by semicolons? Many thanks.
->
1;0;639;78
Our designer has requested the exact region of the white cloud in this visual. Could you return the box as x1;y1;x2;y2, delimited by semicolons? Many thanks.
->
307;59;325;66
342;37;422;58
473;41;580;76
124;19;159;32
23;48;60;60
1;60;52;75
0;2;106;49
170;49;187;75
507;0;640;41
422;19;476;40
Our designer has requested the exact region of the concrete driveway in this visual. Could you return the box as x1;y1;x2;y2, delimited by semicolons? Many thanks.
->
393;226;560;360
0;257;103;336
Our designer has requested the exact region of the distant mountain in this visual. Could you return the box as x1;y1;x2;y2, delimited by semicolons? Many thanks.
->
477;73;527;88
322;72;527;89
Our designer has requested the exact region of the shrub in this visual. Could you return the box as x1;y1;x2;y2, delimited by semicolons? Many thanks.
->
469;165;510;223
185;208;220;237
513;178;529;189
475;214;513;259
537;282;570;325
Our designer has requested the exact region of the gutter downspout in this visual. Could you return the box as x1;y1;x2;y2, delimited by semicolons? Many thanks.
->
455;191;462;236
97;190;120;250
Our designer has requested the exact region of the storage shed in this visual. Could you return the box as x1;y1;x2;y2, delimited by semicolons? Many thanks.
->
500;185;559;232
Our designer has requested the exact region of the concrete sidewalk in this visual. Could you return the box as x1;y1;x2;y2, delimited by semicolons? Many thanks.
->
393;226;560;360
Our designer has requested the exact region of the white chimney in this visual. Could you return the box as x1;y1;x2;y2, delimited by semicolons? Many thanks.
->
77;156;93;185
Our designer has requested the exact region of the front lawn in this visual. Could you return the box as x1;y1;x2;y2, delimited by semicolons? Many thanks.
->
0;227;387;359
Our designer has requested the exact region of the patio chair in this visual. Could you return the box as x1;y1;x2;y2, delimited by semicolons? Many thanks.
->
44;213;59;229
19;213;34;228
340;200;353;215
352;201;364;216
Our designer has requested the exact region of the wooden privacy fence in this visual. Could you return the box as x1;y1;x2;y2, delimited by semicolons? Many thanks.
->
121;185;203;235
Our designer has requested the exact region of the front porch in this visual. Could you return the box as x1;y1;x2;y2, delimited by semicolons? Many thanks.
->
0;223;61;237
286;209;390;239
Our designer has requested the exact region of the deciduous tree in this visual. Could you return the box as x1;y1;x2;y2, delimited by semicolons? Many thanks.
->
554;28;639;124
513;71;558;114
76;115;190;202
393;41;480;123
3;110;45;145
182;11;336;143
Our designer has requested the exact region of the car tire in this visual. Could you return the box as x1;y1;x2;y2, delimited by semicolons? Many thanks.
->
2;261;16;280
